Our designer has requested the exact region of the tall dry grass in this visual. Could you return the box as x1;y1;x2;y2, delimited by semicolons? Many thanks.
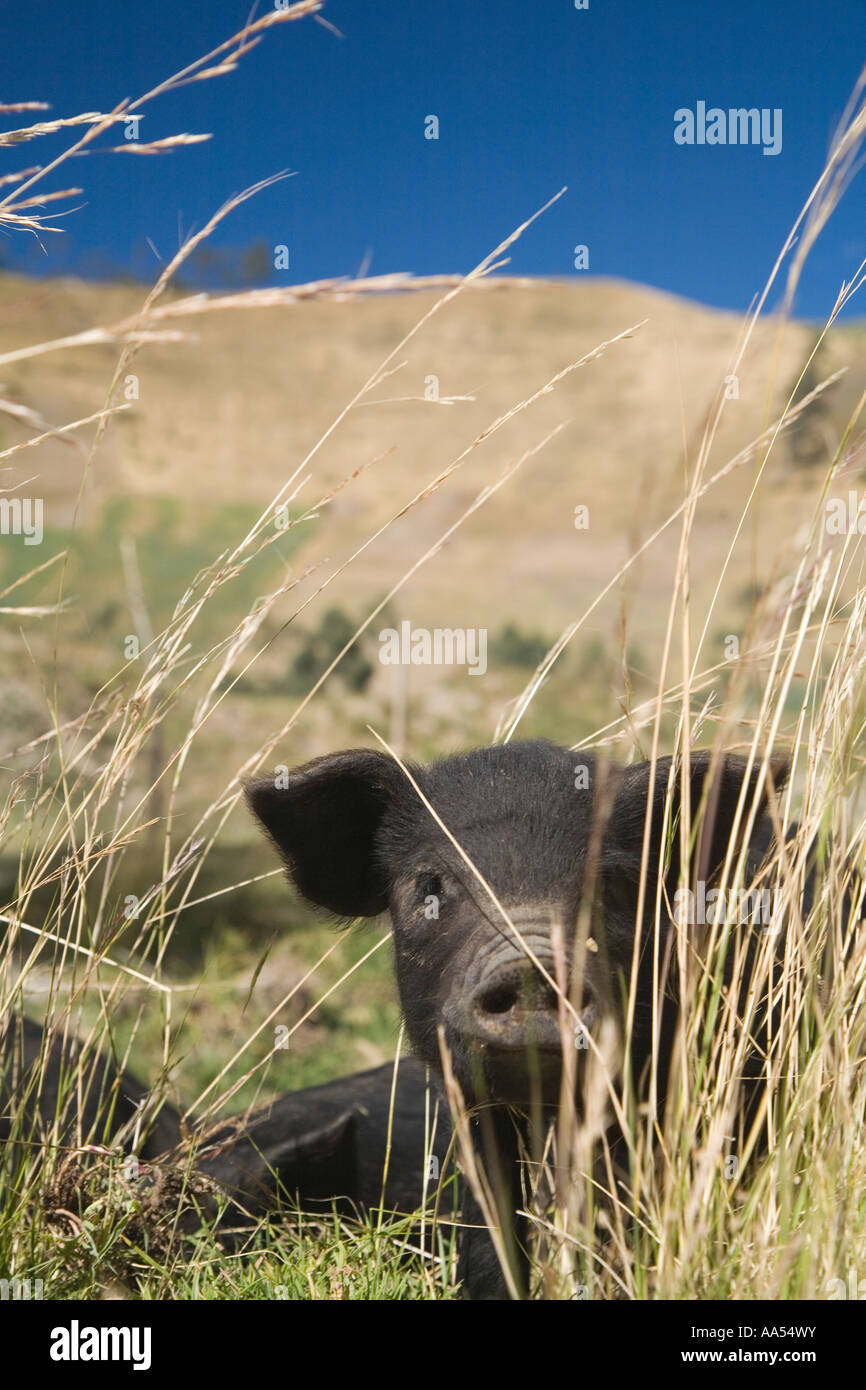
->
0;7;864;1300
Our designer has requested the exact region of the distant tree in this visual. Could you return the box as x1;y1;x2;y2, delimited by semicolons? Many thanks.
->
490;623;551;669
181;239;274;289
241;240;271;285
287;608;373;695
788;335;837;469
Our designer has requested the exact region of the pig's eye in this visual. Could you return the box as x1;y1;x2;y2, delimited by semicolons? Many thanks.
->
416;872;443;903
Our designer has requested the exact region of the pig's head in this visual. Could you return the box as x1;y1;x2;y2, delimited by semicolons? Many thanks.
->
246;741;784;1109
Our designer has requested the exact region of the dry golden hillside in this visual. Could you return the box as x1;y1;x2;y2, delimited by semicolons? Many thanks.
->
0;268;863;767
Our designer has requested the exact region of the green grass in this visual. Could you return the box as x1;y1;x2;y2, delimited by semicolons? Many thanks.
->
1;1162;461;1300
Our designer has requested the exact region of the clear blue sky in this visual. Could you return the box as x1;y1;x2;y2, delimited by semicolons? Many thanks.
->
3;0;866;317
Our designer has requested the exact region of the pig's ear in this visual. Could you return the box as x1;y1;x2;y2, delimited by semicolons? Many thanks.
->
245;750;405;918
609;750;789;882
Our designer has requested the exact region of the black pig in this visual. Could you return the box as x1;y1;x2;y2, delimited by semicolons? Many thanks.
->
195;1058;453;1227
1;1015;450;1236
246;739;790;1298
0;1014;181;1162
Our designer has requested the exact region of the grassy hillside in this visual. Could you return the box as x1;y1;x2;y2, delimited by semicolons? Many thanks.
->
2;269;863;760
1;266;864;1059
1;262;865;1301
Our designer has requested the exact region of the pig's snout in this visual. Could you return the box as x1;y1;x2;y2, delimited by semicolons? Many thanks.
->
451;923;599;1062
470;965;563;1051
447;939;599;1104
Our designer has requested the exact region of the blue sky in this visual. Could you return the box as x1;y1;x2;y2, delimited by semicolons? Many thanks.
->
2;0;866;317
